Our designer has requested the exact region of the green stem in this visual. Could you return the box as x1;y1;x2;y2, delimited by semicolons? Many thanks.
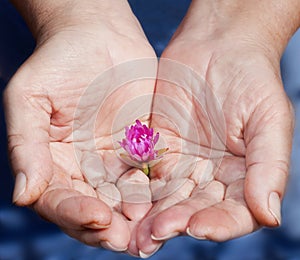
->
142;164;150;176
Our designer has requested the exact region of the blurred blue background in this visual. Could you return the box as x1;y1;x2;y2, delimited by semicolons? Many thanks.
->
1;0;300;259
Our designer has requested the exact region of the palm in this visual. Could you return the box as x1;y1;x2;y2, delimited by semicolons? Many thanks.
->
6;6;294;257
136;38;293;254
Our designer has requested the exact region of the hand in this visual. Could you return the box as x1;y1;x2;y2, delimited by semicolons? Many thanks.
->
4;0;156;251
135;0;297;256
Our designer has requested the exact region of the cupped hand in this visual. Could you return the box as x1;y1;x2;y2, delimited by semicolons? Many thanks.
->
4;1;156;251
136;5;294;256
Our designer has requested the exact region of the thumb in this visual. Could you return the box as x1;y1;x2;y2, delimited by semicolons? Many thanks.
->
244;95;294;226
4;79;53;206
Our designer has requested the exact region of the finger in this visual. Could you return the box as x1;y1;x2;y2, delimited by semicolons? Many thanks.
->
96;182;122;211
137;178;194;257
34;187;112;230
151;156;214;200
151;181;225;241
214;156;246;186
4;82;52;205
72;179;98;198
187;179;259;242
63;212;130;251
150;153;195;180
136;215;163;259
117;169;152;221
125;219;143;257
244;95;294;226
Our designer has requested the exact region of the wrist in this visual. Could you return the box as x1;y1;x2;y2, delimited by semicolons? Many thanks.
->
10;0;129;43
180;0;300;57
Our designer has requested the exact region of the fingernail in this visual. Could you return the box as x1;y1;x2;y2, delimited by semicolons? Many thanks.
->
186;227;206;240
101;241;127;252
151;232;179;241
84;222;110;229
139;244;162;259
268;192;281;225
126;251;140;257
13;172;27;203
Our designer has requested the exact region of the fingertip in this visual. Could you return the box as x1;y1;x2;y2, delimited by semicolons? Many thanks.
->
97;212;131;250
122;202;152;221
136;215;161;255
83;222;110;230
186;227;206;240
151;207;182;240
100;241;128;252
139;244;162;259
151;232;179;241
245;166;285;227
13;172;49;206
268;191;282;226
63;213;130;248
12;172;26;204
188;211;228;242
53;194;112;229
249;191;282;227
78;196;113;228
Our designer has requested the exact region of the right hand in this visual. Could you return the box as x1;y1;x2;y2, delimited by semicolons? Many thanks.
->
4;0;156;252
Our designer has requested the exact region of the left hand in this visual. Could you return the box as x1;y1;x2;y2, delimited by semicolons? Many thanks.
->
135;1;295;256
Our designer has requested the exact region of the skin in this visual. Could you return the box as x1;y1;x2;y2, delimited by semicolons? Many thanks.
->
136;0;298;256
5;0;156;252
4;0;299;258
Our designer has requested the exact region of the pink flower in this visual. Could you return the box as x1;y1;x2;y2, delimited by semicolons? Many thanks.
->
119;120;167;175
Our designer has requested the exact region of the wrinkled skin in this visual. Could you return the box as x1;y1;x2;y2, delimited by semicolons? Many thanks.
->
4;0;295;258
135;17;294;256
4;3;157;252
